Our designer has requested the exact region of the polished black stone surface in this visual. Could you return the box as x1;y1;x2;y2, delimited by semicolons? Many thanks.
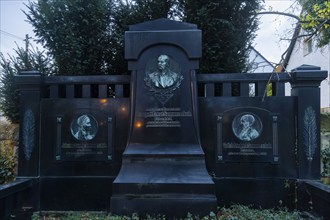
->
40;177;113;211
11;20;328;218
199;97;297;178
39;99;129;176
111;19;217;217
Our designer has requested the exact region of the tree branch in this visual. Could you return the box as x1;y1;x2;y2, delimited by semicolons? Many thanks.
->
257;11;301;21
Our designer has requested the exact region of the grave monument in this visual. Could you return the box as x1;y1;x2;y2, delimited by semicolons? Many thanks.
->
3;18;329;220
110;19;217;216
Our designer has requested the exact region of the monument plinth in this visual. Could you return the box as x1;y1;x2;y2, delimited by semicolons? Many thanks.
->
110;19;217;217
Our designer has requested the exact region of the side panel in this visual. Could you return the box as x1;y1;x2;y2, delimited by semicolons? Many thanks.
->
199;96;297;208
39;98;129;211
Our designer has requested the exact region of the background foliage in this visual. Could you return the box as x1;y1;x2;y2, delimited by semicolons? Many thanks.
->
0;141;16;184
181;0;262;73
321;147;330;178
25;0;113;75
299;0;330;46
1;0;262;123
24;0;262;75
0;42;52;123
105;0;180;75
0;121;18;184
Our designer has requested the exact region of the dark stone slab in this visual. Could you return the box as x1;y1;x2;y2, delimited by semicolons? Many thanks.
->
0;179;32;198
123;143;204;156
40;177;113;211
111;19;216;216
199;96;297;178
125;19;201;61
215;107;279;163
298;180;330;219
113;159;213;192
111;194;216;218
39;99;129;176
16;73;42;177
290;65;327;179
0;178;36;220
129;18;197;31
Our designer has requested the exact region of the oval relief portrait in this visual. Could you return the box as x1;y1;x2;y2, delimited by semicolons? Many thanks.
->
232;113;263;141
70;114;98;141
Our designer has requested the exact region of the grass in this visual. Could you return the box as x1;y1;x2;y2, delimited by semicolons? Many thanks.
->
31;205;320;220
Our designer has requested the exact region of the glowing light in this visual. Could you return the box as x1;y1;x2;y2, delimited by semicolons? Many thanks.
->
100;99;108;104
121;107;126;112
135;121;143;128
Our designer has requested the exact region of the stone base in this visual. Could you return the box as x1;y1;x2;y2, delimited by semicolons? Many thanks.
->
110;194;217;217
110;143;217;217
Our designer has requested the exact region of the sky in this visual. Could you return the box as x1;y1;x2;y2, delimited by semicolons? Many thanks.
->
254;0;300;65
0;0;299;66
0;0;38;56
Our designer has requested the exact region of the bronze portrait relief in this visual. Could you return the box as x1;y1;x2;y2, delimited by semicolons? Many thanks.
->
144;54;183;104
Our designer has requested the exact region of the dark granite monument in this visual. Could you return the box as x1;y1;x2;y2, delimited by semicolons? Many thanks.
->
110;19;217;217
3;19;329;219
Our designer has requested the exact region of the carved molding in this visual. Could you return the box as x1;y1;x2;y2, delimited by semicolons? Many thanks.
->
23;109;35;161
303;106;317;161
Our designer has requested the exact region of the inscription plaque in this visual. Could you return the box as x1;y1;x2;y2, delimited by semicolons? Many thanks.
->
60;142;108;161
55;112;113;161
216;108;279;163
142;107;192;128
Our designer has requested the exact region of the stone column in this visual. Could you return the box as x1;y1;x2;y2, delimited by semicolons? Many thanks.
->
290;65;327;179
15;71;42;177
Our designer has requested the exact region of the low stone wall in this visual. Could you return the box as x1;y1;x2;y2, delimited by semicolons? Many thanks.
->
0;178;34;219
298;180;330;219
0;120;33;219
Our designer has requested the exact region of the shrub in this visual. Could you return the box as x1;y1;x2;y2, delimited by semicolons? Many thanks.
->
217;205;302;220
321;147;330;178
0;119;18;184
0;140;17;184
31;205;311;220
